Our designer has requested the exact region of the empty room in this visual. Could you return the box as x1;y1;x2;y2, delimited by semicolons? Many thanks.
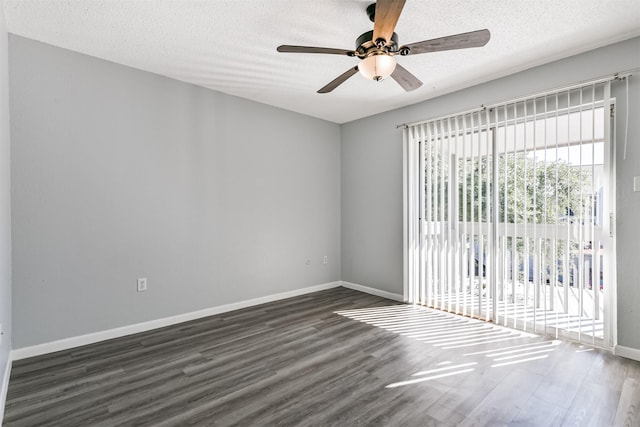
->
0;0;639;425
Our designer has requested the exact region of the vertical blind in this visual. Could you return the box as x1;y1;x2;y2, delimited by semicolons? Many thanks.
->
404;81;614;348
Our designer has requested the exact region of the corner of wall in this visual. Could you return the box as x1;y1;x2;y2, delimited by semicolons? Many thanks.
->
340;281;404;302
0;1;13;423
614;345;640;362
0;356;11;422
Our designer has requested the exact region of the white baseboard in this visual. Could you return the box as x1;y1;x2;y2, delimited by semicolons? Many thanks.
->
614;344;640;362
340;281;404;302
0;355;11;424
12;281;342;360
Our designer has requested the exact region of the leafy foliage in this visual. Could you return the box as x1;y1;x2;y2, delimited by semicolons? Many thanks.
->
425;148;593;226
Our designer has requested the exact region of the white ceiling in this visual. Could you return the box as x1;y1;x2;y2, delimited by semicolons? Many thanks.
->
3;0;640;123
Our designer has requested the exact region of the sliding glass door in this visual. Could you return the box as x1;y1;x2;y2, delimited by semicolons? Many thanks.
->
404;82;615;348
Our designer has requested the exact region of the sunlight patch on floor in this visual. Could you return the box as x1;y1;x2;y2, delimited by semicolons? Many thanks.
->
335;304;563;388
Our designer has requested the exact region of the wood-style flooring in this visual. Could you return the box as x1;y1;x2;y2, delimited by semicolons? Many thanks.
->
4;287;640;426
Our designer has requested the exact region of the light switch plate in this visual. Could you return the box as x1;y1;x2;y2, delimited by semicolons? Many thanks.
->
634;176;640;192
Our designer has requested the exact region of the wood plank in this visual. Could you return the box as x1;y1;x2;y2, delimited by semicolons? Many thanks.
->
613;377;640;427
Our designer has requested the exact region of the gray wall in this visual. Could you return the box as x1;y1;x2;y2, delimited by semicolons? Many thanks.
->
341;37;640;350
0;4;12;390
10;36;341;348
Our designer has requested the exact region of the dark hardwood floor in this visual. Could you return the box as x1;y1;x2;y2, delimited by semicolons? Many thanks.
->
4;287;640;426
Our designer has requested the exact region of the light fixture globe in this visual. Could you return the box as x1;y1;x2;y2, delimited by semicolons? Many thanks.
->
358;54;397;81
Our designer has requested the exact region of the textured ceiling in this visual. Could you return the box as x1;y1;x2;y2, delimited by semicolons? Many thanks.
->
3;0;640;123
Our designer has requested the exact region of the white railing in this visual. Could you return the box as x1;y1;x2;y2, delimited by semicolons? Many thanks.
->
422;220;605;345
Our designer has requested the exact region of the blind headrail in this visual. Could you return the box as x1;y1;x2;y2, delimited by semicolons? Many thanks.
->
397;68;638;130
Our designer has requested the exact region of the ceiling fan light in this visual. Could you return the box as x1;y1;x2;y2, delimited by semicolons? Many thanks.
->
358;54;397;81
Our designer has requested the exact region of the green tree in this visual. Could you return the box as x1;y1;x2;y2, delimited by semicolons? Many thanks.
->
425;146;595;284
458;153;593;225
424;146;594;227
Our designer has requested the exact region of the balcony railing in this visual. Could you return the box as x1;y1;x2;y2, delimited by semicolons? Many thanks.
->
421;220;605;345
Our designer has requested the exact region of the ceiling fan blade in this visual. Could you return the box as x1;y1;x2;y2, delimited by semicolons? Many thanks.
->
372;0;406;46
318;66;359;93
399;29;490;55
277;45;355;56
391;63;423;92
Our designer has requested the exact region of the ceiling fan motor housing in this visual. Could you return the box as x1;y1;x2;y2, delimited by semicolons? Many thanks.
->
355;30;398;57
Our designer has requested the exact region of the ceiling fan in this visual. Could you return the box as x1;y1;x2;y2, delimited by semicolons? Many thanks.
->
277;0;490;93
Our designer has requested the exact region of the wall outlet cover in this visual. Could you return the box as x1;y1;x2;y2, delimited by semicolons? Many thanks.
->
137;277;148;292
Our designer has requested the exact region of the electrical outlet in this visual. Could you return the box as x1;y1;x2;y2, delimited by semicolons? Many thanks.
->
137;277;148;292
323;256;328;265
634;176;640;192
